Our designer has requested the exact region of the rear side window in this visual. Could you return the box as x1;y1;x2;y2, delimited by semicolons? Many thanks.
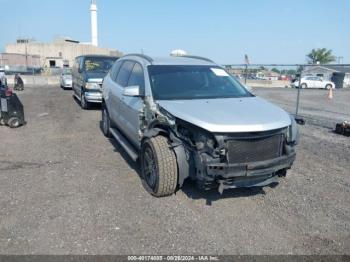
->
116;61;135;87
74;58;80;70
110;61;123;81
127;63;145;90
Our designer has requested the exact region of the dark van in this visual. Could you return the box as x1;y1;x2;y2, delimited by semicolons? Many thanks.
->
72;55;119;109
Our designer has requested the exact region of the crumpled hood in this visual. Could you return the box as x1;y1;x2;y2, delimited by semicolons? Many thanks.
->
157;97;291;133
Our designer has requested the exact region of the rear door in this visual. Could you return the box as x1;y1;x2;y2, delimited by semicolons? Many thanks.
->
109;60;135;128
103;60;123;121
304;77;314;88
119;62;145;147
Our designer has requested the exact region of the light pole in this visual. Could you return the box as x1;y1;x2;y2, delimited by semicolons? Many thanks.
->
25;41;28;72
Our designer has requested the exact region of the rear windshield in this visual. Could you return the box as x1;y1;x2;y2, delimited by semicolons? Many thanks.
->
84;57;117;73
148;65;252;100
62;69;72;75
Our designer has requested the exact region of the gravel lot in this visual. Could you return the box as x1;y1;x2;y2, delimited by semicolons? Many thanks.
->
0;85;349;255
254;87;350;128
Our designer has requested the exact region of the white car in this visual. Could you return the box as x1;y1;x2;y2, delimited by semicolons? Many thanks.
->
60;68;73;89
293;76;335;89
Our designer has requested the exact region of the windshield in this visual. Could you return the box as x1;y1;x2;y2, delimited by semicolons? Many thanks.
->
148;65;252;100
62;68;72;75
84;57;116;73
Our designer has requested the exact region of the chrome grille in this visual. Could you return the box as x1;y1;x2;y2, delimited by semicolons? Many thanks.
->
226;134;283;164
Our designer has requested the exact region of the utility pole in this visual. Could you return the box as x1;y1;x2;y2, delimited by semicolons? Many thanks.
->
25;41;28;72
244;54;249;85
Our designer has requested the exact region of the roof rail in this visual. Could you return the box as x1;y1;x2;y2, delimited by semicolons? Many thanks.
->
122;53;154;64
179;55;214;63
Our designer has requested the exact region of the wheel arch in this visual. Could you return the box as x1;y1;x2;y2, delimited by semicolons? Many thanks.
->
142;125;190;188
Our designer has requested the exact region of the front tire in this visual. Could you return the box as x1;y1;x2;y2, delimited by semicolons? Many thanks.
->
141;136;178;197
81;91;90;110
301;83;307;89
325;84;332;90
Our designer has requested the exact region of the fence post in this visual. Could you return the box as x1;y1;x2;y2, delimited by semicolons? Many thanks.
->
295;75;302;117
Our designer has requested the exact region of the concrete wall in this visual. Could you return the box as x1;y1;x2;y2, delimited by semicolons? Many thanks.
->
6;75;59;86
5;41;122;68
244;80;291;88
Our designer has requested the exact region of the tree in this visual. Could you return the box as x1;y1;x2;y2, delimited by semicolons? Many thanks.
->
306;48;336;64
271;68;280;74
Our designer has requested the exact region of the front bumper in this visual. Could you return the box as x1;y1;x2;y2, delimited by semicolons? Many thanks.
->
62;82;72;88
206;153;296;178
199;152;296;190
85;91;102;103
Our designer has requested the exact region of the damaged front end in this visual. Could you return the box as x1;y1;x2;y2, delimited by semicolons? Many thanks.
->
176;120;297;193
141;104;297;193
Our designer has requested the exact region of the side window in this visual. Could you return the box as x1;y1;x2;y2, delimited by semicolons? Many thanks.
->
110;61;123;81
74;58;79;70
73;58;80;74
127;63;145;90
116;61;135;87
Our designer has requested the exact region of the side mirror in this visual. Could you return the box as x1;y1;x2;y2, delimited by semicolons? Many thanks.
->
123;85;141;97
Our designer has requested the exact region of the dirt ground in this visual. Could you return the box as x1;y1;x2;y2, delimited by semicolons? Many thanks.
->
0;85;349;255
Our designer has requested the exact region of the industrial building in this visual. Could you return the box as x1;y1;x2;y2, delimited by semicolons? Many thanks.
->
4;38;122;69
0;52;41;73
1;0;122;73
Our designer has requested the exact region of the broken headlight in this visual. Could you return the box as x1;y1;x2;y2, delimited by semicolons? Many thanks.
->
176;120;216;151
194;132;216;151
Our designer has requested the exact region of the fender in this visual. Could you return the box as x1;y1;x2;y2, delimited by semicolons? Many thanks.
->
143;127;190;188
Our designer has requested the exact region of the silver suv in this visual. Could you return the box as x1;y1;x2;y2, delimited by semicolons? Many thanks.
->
102;54;299;197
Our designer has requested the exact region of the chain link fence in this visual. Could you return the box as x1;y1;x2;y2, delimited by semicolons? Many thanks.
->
224;64;350;129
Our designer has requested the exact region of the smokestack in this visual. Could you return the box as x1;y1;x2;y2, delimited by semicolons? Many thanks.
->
90;0;98;46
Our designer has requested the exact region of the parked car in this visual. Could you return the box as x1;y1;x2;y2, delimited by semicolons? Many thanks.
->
292;76;335;89
102;54;299;197
60;68;73;89
72;55;119;109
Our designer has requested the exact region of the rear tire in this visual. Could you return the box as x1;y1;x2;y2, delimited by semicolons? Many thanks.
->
141;136;178;197
325;84;332;90
301;83;307;89
102;104;112;138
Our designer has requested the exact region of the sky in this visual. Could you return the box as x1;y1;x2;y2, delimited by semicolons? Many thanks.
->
0;0;349;64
